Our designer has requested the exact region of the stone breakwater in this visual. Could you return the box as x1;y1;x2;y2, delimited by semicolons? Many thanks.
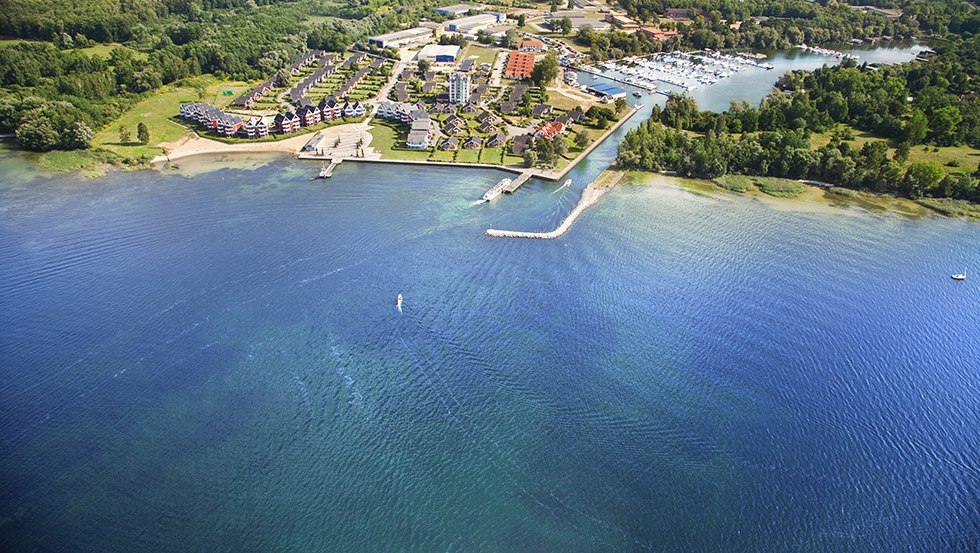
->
485;171;625;239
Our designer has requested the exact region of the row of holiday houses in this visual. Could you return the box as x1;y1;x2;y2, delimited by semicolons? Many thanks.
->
232;50;387;110
232;50;328;109
178;97;366;139
376;101;509;151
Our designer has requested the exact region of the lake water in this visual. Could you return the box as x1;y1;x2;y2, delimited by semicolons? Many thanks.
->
2;41;979;552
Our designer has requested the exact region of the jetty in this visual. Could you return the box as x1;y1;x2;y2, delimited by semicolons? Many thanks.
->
504;170;535;194
572;65;658;92
318;159;341;178
486;171;625;240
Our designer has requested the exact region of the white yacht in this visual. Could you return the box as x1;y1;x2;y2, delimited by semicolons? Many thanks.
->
483;178;512;202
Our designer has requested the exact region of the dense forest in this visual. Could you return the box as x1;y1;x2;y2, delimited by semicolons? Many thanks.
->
617;35;980;201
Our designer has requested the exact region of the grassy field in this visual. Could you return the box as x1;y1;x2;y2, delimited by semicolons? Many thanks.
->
547;93;587;112
78;43;148;60
753;176;806;198
481;148;504;164
36;148;120;177
457;149;481;163
93;86;199;159
366;122;432;161
715;174;753;192
464;44;498;66
916;197;980;218
205;81;253;109
810;126;980;176
503;153;525;166
430;149;457;162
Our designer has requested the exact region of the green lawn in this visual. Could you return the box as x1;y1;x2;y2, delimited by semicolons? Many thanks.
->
366;122;432;161
503;153;525;167
93;86;199;159
430;149;457;162
205;81;253;109
480;148;504;164
464;44;499;66
457;149;481;163
548;94;587;112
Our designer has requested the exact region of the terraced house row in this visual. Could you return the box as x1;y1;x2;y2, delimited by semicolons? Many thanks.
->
177;98;365;140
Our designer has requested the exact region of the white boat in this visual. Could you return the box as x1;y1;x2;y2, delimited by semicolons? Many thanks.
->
632;91;642;98
951;272;966;281
397;293;403;311
482;178;512;202
563;179;572;186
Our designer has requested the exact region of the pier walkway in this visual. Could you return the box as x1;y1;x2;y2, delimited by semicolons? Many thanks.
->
504;171;535;193
319;159;342;178
486;171;625;240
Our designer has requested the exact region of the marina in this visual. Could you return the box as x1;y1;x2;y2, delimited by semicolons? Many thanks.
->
593;50;776;92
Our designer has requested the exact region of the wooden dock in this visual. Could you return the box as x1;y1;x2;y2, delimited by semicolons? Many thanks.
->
570;65;657;93
503;170;534;193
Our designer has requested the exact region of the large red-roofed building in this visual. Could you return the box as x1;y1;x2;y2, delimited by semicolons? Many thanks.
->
504;50;536;80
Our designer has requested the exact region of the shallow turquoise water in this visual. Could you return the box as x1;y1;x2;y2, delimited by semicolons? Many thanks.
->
1;147;978;551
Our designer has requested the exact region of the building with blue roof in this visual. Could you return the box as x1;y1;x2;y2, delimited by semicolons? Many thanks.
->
587;83;627;99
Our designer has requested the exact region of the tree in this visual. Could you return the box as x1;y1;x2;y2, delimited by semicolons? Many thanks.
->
567;0;574;8
16;116;59;151
553;135;568;158
119;125;132;143
902;161;945;198
517;14;526;27
928;106;962;146
65;122;93;150
550;0;559;13
523;149;537;168
137;122;150;145
501;29;518;49
574;130;591;148
557;17;573;36
894;141;911;164
417;59;431;75
531;52;559;87
614;97;627;114
903;109;928;145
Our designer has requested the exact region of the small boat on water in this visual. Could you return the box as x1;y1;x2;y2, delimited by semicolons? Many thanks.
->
483;178;512;202
632;91;642;98
397;293;403;311
951;272;966;281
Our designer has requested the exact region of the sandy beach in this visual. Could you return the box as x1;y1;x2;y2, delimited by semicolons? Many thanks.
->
153;121;376;164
